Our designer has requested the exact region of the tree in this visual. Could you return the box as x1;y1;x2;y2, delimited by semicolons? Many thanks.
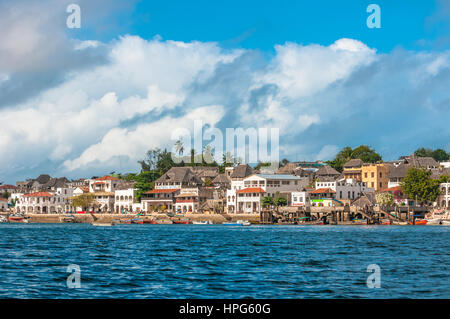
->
261;196;274;209
71;194;95;211
400;168;446;204
328;145;382;172
254;161;271;171
375;193;394;207
274;196;288;208
219;152;235;173
414;147;450;162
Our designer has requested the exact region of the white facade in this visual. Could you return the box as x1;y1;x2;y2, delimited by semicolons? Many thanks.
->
227;174;305;213
440;162;450;168
175;188;199;213
114;188;135;213
438;183;450;208
388;178;402;189
291;191;308;207
315;179;373;200
15;187;74;214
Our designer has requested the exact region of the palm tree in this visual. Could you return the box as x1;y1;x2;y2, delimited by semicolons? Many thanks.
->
261;196;274;209
175;139;184;156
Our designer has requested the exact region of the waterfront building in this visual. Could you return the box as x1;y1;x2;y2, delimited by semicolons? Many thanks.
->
291;191;309;207
438;183;450;208
228;173;306;213
141;188;180;212
343;159;363;182
88;175;121;193
361;163;390;191
15;187;74;214
315;179;373;200
175;187;200;213
387;164;410;188
114;187;136;213
154;167;203;189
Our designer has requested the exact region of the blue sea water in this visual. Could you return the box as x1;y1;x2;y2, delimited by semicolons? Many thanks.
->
0;224;448;299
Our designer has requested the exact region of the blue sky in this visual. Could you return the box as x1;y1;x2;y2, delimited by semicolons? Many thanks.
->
74;0;446;52
0;0;449;183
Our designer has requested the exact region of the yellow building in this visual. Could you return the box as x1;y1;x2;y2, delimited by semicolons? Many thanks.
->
361;163;390;191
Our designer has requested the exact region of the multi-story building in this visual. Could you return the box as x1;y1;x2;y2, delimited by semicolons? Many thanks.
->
361;163;390;191
291;191;309;207
0;198;8;211
227;173;306;213
438;183;450;209
141;188;180;212
15;187;74;214
343;159;363;182
114;188;136;213
387;164;410;188
315;179;373;200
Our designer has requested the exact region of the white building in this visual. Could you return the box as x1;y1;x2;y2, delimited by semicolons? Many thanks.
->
227;174;307;213
438;183;450;208
175;188;199;213
315;179;373;200
15;187;74;214
114;188;136;213
291;191;309;207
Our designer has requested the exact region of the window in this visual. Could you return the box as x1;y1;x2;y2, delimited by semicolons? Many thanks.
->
371;172;374;178
371;182;374;187
364;173;368;178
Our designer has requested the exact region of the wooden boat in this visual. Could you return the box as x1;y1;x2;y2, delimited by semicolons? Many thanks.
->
192;220;213;225
440;220;450;225
351;219;368;225
143;219;158;224
8;215;28;223
408;219;428;225
392;221;407;225
222;220;251;226
0;216;8;223
131;218;143;224
425;218;441;225
380;219;391;225
173;220;190;224
92;222;115;227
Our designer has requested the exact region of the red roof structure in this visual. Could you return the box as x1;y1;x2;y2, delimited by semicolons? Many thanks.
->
236;187;266;194
24;192;52;197
95;175;119;181
310;188;336;194
0;184;16;189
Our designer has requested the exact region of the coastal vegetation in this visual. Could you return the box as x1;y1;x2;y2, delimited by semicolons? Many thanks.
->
414;147;450;162
400;168;449;205
328;145;382;172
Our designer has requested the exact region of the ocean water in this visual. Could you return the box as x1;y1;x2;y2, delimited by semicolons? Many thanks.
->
0;223;448;298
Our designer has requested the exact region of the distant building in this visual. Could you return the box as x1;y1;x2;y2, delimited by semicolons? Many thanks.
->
361;163;389;191
343;159;363;182
315;179;373;200
438;183;450;208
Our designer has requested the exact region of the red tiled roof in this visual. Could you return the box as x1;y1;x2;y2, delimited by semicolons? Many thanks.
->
95;175;119;181
378;186;402;193
24;192;52;197
0;198;7;201
0;184;16;189
92;182;105;185
236;187;266;194
310;188;336;194
145;189;179;194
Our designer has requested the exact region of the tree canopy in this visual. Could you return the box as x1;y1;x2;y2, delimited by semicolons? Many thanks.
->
400;168;448;204
414;147;450;162
328;145;382;172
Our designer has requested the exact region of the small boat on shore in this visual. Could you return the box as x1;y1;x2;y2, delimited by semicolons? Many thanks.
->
0;216;8;223
92;222;115;227
8;215;28;223
392;221;408;225
439;220;450;225
425;218;441;225
380;218;391;225
143;219;158;224
131;218;143;224
173;219;190;224
408;219;428;225
222;220;251;226
192;220;213;225
351;219;368;225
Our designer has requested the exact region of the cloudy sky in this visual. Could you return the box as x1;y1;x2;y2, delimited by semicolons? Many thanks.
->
0;0;449;183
